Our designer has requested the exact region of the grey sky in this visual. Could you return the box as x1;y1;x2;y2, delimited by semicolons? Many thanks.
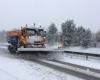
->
0;0;100;32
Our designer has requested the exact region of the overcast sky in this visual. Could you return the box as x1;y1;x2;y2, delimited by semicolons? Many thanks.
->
0;0;100;32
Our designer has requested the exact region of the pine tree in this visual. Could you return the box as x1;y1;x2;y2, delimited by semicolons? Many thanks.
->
47;23;58;45
95;30;100;42
76;26;86;46
81;29;92;48
61;20;75;46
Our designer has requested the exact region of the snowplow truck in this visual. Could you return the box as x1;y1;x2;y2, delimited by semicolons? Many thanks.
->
7;27;47;53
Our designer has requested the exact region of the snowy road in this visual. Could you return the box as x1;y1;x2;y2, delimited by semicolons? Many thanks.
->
0;45;100;80
0;48;84;80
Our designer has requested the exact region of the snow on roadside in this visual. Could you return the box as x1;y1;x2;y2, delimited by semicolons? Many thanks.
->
47;48;100;71
55;53;100;71
0;46;7;49
65;46;100;54
0;42;8;49
0;50;84;80
0;42;9;46
46;43;61;49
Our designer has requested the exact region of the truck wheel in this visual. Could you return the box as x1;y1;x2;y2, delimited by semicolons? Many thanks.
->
8;45;17;53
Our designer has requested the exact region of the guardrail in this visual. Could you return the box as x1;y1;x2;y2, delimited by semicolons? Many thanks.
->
64;50;100;60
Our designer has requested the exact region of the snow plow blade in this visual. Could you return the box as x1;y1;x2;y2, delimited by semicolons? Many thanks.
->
18;48;64;53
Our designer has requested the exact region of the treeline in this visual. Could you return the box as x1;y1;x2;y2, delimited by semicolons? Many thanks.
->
47;19;100;48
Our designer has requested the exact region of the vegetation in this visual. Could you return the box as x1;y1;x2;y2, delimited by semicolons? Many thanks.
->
47;19;99;48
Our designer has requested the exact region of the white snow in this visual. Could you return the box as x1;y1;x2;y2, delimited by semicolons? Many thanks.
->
0;46;7;49
46;43;61;49
58;56;100;70
65;46;100;54
0;49;83;80
0;43;100;79
0;42;8;49
51;51;100;71
0;42;9;46
47;46;100;71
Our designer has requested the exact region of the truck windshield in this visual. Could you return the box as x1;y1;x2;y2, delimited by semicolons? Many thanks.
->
26;29;36;36
37;29;44;36
26;28;45;36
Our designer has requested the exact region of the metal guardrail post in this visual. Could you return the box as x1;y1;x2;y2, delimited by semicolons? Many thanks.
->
86;54;88;60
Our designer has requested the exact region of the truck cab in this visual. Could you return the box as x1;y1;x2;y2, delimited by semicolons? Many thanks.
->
25;27;46;47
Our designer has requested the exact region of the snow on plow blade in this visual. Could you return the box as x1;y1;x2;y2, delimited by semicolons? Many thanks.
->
18;48;63;53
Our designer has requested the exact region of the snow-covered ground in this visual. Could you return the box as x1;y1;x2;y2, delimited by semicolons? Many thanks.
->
0;48;84;80
46;46;100;71
65;46;100;54
0;42;9;46
58;55;100;70
0;42;8;49
49;52;100;71
0;45;7;49
61;47;100;70
0;44;100;80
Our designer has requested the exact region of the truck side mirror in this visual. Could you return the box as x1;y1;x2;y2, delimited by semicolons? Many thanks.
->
44;31;46;37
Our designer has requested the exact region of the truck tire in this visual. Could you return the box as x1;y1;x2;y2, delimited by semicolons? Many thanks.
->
8;45;17;53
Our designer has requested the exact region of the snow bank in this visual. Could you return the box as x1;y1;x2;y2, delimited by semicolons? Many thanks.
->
65;46;100;54
54;51;100;71
0;42;9;46
0;46;7;49
0;42;8;49
58;57;100;70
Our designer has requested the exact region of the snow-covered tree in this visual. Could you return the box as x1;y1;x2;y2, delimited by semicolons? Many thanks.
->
61;20;76;46
47;23;58;45
95;30;100;42
81;29;92;48
73;26;92;47
75;26;86;46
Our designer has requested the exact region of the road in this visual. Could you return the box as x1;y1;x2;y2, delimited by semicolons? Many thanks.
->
0;48;85;80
